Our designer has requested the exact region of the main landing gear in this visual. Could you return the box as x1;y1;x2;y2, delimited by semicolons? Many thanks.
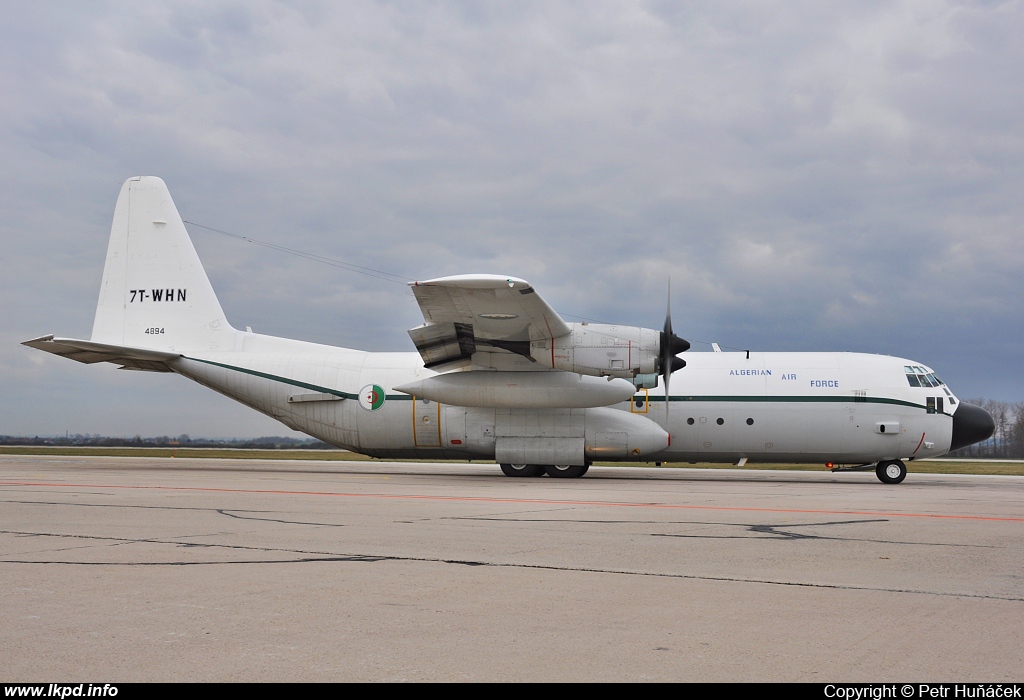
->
875;460;907;485
500;463;545;477
499;464;590;478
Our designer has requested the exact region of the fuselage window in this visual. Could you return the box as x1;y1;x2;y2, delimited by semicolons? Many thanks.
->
687;417;695;425
746;418;754;425
716;417;724;425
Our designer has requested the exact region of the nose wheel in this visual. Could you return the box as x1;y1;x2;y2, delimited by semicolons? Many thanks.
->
876;460;907;484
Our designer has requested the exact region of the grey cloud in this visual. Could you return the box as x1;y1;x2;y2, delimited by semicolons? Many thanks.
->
2;1;1021;436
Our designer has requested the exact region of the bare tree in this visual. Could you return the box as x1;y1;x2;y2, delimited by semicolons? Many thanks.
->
952;398;1017;458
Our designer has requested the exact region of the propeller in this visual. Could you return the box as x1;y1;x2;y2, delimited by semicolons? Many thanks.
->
659;282;690;418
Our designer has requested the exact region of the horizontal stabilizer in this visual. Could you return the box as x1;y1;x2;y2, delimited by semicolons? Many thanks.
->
22;335;179;372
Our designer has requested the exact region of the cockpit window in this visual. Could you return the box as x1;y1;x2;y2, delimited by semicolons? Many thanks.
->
905;366;943;388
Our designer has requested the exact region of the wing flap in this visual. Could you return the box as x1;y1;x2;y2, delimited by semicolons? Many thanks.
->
408;275;571;370
411;275;571;341
407;322;476;371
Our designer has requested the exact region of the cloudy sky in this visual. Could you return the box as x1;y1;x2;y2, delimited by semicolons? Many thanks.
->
2;1;1022;437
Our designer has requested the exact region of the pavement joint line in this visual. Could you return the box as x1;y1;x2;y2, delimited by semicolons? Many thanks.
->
2;528;1022;602
2;479;1023;522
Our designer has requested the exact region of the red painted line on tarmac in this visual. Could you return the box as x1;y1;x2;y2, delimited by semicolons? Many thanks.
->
2;480;1023;523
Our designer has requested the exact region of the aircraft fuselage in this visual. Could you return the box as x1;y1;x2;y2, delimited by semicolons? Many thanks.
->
173;332;957;467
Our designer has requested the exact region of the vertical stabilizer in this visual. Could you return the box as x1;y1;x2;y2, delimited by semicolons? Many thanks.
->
91;176;236;352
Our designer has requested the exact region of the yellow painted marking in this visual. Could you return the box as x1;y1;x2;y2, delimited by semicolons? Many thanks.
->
631;388;650;414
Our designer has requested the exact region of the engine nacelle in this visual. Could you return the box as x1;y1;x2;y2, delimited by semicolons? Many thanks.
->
529;323;660;379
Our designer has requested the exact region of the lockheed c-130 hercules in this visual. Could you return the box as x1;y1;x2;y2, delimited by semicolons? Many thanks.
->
24;177;995;483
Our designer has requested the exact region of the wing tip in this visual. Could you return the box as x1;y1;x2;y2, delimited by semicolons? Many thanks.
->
22;334;55;347
413;274;530;289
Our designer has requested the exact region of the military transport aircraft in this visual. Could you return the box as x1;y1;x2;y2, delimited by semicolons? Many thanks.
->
24;177;995;483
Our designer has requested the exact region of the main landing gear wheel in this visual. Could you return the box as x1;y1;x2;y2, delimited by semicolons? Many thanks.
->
544;464;588;478
876;460;907;484
500;463;544;477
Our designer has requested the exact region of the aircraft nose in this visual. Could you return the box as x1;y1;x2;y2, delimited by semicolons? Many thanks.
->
949;403;995;452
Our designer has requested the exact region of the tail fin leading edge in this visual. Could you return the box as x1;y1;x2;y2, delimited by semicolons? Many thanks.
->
91;176;235;352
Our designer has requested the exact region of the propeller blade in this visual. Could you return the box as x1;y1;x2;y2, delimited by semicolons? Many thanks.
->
659;282;690;419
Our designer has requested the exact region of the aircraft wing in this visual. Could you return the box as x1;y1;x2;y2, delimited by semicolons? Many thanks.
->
22;335;179;373
408;275;572;370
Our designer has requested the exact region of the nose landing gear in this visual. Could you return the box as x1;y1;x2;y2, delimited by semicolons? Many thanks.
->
876;460;907;484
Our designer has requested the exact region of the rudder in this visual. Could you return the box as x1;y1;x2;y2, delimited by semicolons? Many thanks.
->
91;176;236;352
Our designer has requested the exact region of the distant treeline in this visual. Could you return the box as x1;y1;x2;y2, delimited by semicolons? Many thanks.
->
0;434;335;450
950;398;1024;459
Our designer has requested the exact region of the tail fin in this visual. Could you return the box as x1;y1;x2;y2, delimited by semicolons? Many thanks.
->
91;176;236;352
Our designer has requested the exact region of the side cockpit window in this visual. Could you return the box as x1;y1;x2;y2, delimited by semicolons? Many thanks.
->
905;366;943;388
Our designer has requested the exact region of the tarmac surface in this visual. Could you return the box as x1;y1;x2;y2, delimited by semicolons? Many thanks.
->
2;455;1022;682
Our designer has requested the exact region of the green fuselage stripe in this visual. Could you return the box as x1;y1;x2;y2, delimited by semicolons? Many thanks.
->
183;356;942;414
639;393;948;416
182;356;366;400
649;394;921;408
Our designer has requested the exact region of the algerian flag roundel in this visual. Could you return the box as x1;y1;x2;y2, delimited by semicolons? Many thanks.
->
359;384;386;411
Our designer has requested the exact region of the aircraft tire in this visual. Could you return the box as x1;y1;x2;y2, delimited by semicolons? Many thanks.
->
875;460;907;484
500;463;544;477
544;464;588;478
